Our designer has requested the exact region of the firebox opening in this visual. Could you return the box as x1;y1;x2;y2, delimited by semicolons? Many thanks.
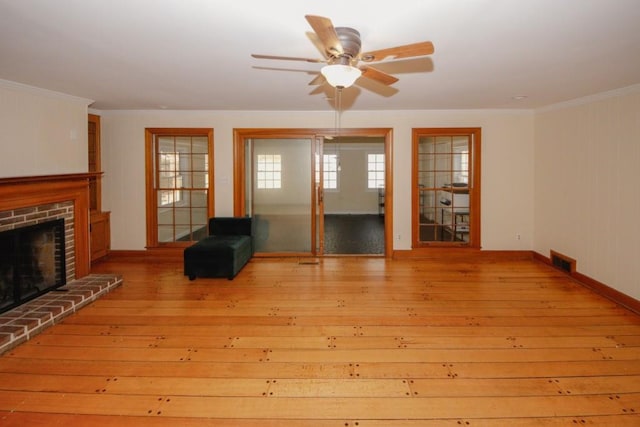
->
0;218;66;313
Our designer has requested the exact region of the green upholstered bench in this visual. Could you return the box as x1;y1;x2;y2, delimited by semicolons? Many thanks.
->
183;217;253;280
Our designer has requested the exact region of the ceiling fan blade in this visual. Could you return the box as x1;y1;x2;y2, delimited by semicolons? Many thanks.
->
360;66;399;86
252;54;325;63
308;74;325;85
361;41;434;62
305;15;343;56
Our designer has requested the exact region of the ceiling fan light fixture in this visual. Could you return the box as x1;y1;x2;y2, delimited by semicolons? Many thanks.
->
321;64;362;88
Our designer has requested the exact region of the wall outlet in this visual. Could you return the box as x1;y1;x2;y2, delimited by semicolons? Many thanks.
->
516;234;521;240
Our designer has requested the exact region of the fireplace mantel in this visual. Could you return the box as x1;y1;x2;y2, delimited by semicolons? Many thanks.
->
0;172;101;186
0;173;95;278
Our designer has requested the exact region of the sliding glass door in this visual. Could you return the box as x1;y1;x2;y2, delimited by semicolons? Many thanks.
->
233;128;392;257
246;137;315;254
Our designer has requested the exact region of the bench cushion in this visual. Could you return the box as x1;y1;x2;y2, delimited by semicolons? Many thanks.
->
184;235;252;280
186;235;249;257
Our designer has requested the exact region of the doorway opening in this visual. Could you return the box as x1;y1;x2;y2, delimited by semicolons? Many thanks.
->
233;128;393;257
322;137;385;255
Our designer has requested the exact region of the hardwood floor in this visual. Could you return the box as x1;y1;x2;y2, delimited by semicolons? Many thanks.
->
0;255;639;426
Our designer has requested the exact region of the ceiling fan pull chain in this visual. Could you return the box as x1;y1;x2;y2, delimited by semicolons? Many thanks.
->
337;87;342;137
336;87;342;170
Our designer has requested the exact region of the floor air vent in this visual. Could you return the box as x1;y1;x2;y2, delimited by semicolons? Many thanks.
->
550;250;576;274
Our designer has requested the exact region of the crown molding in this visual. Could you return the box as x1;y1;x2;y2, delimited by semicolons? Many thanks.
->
0;78;94;106
536;84;640;113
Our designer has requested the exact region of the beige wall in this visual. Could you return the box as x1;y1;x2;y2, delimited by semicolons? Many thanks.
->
0;80;91;178
0;80;640;299
534;86;640;300
99;109;535;252
5;78;637;301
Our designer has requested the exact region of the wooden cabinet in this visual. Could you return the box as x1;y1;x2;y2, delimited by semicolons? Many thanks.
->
90;211;110;261
87;114;110;262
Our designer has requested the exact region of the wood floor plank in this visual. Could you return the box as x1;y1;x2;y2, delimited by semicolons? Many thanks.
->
262;347;640;363
31;334;234;349
1;390;637;420
1;371;638;400
59;313;640;328
407;376;640;396
44;323;640;339
1;411;638;427
0;373;272;397
158;393;637;420
354;360;640;379
9;343;640;364
1;256;638;424
76;306;633;320
32;333;631;351
90;297;622;310
3;357;640;380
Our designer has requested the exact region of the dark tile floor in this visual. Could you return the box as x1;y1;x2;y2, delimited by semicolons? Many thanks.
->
323;214;384;254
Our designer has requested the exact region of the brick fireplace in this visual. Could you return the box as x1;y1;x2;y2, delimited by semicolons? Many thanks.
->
0;173;92;279
0;174;122;354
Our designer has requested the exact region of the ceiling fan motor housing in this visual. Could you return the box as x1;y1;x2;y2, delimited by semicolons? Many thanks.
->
333;27;361;64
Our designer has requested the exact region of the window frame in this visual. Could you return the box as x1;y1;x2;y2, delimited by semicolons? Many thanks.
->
145;128;214;248
366;152;385;190
322;153;339;190
256;153;282;189
411;128;481;249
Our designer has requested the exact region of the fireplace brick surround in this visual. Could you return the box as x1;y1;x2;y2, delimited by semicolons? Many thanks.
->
0;173;121;354
0;200;76;283
0;174;93;278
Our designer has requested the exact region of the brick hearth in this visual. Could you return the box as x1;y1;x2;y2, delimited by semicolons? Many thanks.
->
0;273;122;355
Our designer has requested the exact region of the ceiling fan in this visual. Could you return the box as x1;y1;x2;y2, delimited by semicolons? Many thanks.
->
251;15;434;89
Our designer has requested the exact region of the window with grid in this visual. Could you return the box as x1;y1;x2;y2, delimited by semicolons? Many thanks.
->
256;154;281;189
367;153;385;189
456;149;469;183
158;152;182;206
412;128;480;248
145;129;213;247
323;153;338;189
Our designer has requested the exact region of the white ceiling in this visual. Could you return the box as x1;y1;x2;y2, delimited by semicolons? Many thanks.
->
1;0;639;111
